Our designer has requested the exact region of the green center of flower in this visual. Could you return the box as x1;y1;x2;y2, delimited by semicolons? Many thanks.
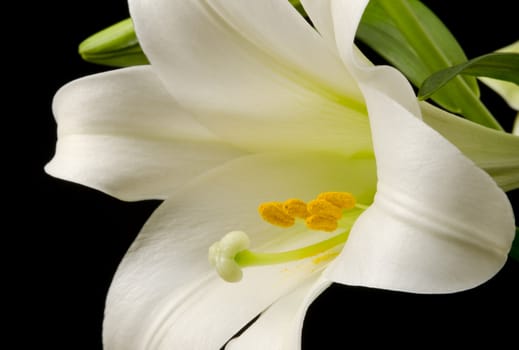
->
208;192;368;282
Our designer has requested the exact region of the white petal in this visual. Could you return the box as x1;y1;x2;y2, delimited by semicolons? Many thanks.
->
300;0;336;49
330;93;515;292
225;277;331;350
326;0;515;293
129;0;371;155
45;66;244;201
105;264;319;350
103;152;376;349
480;77;519;111
421;102;519;191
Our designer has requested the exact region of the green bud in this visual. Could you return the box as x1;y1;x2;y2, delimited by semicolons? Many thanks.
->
78;18;149;67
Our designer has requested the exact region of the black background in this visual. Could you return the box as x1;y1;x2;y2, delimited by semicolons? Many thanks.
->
16;1;518;349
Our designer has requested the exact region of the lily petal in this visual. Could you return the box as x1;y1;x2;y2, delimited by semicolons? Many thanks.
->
328;87;515;293
106;265;318;349
45;66;244;201
301;0;519;190
421;102;519;192
299;0;336;49
129;0;372;155
325;0;515;293
103;152;376;349
480;78;519;111
226;276;332;350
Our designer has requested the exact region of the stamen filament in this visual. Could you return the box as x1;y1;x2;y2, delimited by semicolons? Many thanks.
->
355;203;370;210
235;230;350;267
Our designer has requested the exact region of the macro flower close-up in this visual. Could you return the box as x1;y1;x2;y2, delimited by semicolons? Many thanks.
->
41;0;518;349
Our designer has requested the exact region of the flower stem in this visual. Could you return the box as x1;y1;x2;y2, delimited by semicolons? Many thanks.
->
235;230;350;267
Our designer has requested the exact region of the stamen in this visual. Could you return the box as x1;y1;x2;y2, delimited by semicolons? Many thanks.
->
258;192;368;232
317;191;356;210
210;192;370;282
307;199;342;219
258;202;295;227
355;203;370;210
283;198;310;219
305;215;338;232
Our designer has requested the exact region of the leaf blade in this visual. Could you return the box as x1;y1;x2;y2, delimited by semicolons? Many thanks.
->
357;0;502;130
357;0;480;109
419;53;519;100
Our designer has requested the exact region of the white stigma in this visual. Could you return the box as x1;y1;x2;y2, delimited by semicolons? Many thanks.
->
208;231;250;282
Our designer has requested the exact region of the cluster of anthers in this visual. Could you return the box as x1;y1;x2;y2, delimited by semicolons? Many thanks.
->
259;191;358;232
209;192;368;282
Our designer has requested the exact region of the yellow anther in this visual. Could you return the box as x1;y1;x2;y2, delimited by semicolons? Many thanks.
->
305;215;338;232
307;199;342;220
258;202;295;227
258;193;362;231
283;199;310;219
317;192;356;210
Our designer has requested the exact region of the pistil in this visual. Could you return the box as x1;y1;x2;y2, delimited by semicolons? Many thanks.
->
209;191;370;282
209;230;350;282
236;230;350;267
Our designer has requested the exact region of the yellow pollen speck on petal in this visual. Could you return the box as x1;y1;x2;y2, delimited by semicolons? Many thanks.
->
305;215;338;232
307;199;342;219
258;202;295;227
283;199;310;219
317;192;356;210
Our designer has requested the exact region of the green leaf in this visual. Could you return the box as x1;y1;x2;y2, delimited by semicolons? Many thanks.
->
510;227;519;262
357;0;503;130
419;53;519;100
79;18;149;67
357;0;478;108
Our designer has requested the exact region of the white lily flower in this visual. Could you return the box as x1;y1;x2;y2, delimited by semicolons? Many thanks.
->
45;0;517;349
